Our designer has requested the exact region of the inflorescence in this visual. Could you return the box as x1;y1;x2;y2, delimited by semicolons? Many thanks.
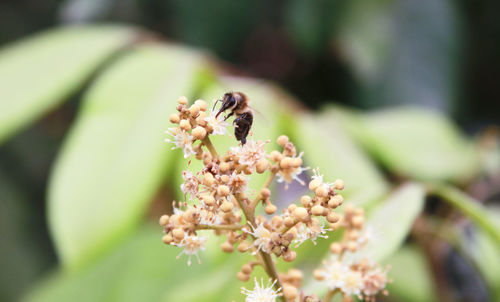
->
161;96;389;302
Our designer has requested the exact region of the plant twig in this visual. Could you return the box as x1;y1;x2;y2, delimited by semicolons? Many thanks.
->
196;224;244;231
202;136;219;159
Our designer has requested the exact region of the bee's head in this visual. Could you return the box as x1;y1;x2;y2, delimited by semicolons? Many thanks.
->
216;93;237;118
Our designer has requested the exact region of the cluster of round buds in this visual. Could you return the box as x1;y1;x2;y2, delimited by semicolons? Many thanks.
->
272;135;308;187
313;205;390;302
165;96;228;158
329;204;368;254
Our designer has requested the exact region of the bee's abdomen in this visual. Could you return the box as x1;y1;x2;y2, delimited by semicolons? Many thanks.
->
234;112;253;144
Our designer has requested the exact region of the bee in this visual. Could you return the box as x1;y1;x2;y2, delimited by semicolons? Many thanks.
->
215;92;254;145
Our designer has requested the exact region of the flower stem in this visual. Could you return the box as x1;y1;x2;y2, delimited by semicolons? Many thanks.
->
233;192;284;301
202;136;219;159
250;171;277;209
196;224;243;231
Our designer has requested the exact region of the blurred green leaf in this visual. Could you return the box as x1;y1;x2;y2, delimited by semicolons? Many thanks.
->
384;245;436;302
468;216;500;300
337;0;393;81
361;183;425;261
48;44;215;270
295;112;388;206
337;0;461;111
0;25;136;145
357;107;479;183
23;226;247;302
432;185;500;250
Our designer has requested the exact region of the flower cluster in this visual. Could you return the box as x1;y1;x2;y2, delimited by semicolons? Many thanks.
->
313;205;390;302
161;96;389;302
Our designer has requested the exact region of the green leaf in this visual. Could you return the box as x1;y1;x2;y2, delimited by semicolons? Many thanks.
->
48;44;215;270
383;245;436;302
23;226;247;302
336;0;393;81
295;112;388;206
358;107;479;183
337;0;461;112
431;185;500;250
0;25;137;144
467;218;500;300
361;183;425;261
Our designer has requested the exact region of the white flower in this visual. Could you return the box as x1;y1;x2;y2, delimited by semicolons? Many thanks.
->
204;110;229;135
362;268;388;296
165;128;195;158
197;208;222;225
174;234;207;266
341;270;363;296
180;170;199;198
276;166;307;186
294;223;328;247
228;172;248;193
241;278;281;302
319;259;348;290
245;222;272;254
234;140;267;168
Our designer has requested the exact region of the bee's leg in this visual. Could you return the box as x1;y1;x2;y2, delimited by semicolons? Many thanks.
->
224;111;234;121
233;112;247;124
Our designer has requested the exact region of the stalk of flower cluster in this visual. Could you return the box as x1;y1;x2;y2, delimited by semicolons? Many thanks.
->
202;137;285;298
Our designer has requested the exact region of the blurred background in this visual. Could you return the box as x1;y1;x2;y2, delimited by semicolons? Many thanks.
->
0;0;499;302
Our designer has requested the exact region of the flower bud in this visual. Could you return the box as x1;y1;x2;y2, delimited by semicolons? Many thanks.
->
203;173;214;186
293;207;309;222
237;271;250;282
162;234;173;244
283;285;298;300
179;119;191;131
270;150;283;162
194;99;207;111
284;217;295;227
221;241;234;253
300;195;312;207
220;175;230;183
311;205;324;216
265;203;277;215
280;157;293;169
220;161;230;173
177;96;188;105
238;241;250;253
288;204;297;213
217;185;230;196
260;188;271;199
292;157;303;167
330;242;342;254
192;126;206;140
202;195;215;206
256;159;269;173
309;178;322;191
189;104;200;116
277;135;289;146
327;211;340;223
271;216;283;228
352;215;364;229
334;179;345;190
159;215;169;226
221;200;233;212
288;268;303;281
169;113;180;124
241;264;253;274
172;228;185;240
283;250;297;262
315;185;329;198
